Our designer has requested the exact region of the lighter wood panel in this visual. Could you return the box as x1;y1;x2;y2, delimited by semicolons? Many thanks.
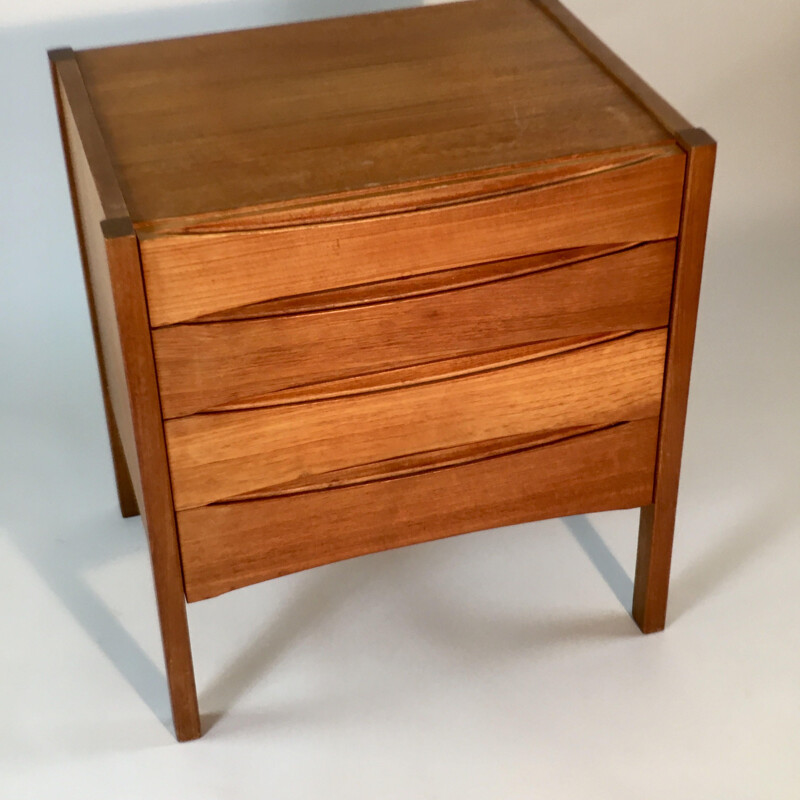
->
154;240;675;418
140;149;684;326
178;417;659;601
165;328;667;510
178;334;627;414
58;74;144;512
76;0;670;227
192;240;630;321
52;53;137;518
230;424;605;500
140;150;666;236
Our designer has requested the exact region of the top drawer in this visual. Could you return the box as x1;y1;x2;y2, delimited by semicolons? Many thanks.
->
138;146;686;327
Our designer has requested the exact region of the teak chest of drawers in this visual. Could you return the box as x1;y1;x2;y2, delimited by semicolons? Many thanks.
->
51;0;715;740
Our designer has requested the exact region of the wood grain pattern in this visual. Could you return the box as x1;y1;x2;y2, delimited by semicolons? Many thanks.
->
140;148;685;326
50;50;138;518
75;0;672;228
102;219;201;741
230;423;606;500
192;241;634;322
54;54;143;515
165;328;667;510
207;334;627;413
536;0;691;135
633;129;716;633
102;223;201;741
178;417;660;601
50;50;200;741
149;150;672;237
153;240;676;418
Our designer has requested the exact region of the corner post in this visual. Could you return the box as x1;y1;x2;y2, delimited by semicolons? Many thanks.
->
633;128;716;633
50;48;139;518
103;220;201;741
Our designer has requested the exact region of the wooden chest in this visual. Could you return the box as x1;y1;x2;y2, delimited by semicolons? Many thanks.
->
51;0;715;740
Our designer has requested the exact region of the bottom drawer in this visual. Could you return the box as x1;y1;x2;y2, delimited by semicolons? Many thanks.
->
178;417;659;601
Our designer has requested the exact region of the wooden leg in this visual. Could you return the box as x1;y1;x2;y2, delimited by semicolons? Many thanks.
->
632;130;716;634
633;503;674;632
104;226;202;742
152;569;202;741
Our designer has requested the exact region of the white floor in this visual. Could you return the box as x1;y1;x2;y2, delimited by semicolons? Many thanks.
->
1;1;799;797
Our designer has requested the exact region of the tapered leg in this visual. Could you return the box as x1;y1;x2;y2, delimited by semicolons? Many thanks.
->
104;225;202;741
632;129;716;634
149;548;201;741
633;503;675;632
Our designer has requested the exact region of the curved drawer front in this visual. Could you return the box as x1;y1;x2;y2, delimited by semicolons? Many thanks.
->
139;146;685;326
164;327;667;511
177;417;660;601
153;240;676;419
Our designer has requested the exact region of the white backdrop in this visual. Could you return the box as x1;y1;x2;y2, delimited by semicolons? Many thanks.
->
0;0;243;25
1;1;799;798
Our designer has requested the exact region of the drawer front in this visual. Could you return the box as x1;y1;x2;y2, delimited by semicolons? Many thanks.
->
154;240;676;419
177;417;659;601
164;327;667;511
140;146;685;326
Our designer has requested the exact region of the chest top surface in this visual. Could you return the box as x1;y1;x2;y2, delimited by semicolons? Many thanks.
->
74;0;672;227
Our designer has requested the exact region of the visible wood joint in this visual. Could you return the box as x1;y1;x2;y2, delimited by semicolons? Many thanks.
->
676;127;717;152
48;47;76;63
102;217;136;239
